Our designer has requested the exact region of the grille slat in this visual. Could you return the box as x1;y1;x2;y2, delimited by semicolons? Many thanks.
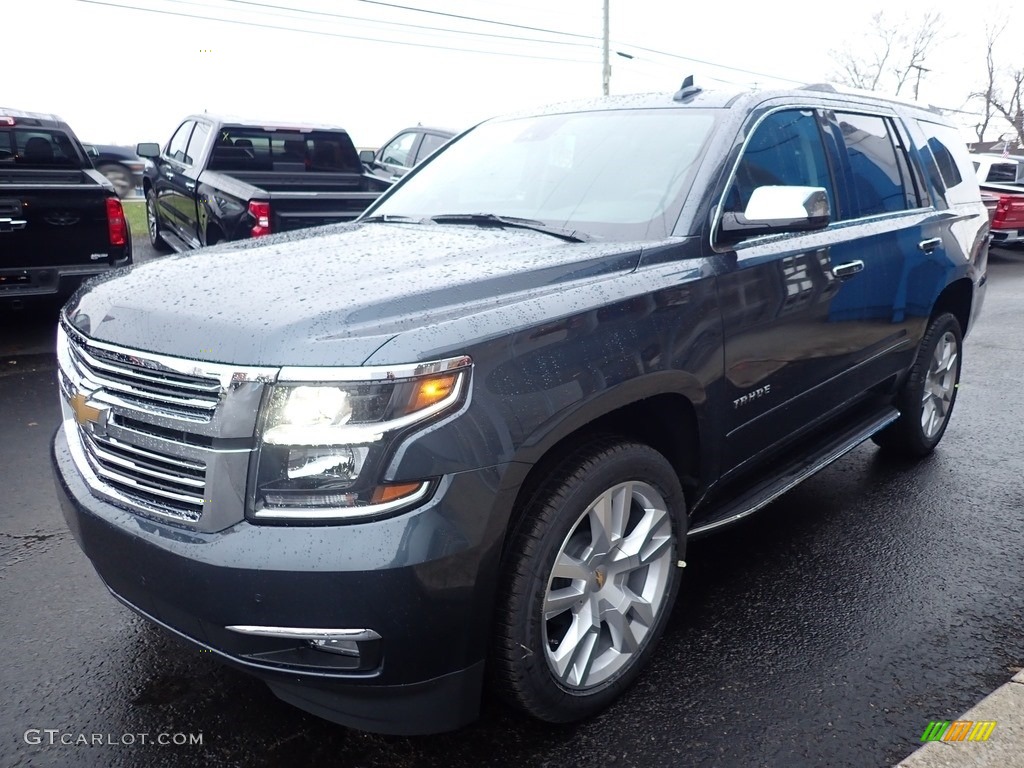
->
81;445;205;520
66;336;221;418
83;432;206;490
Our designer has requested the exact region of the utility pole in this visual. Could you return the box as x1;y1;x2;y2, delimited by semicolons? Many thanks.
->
910;64;930;101
602;0;610;96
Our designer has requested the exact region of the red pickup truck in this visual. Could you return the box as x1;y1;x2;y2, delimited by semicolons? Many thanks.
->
973;153;1024;246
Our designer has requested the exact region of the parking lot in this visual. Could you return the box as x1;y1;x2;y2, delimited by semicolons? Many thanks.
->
1;241;1022;768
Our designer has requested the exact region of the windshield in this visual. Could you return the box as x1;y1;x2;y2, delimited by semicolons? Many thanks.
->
0;128;88;169
370;108;717;241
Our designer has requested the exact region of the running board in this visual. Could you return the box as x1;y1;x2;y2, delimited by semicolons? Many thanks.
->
687;405;900;538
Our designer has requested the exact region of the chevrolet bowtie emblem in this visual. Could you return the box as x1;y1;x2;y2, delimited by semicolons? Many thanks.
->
70;392;108;434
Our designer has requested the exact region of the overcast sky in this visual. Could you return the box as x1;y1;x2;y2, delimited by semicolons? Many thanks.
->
7;0;1023;149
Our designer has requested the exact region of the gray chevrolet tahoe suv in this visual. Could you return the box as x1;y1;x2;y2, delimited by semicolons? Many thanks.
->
52;80;988;735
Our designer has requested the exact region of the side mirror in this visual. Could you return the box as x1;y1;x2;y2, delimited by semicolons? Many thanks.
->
719;186;830;243
136;142;161;159
83;144;100;159
359;149;375;165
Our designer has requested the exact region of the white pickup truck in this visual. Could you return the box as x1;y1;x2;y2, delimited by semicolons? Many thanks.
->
972;153;1024;246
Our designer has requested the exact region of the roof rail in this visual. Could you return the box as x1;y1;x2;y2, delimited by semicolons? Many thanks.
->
795;83;944;114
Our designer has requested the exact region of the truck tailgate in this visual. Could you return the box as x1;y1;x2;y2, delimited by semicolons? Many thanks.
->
265;190;382;231
0;171;119;268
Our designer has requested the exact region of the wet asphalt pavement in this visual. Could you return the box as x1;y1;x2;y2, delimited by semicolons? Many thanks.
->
1;247;1023;768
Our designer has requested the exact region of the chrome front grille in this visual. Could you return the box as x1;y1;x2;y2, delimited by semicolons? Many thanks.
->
63;330;221;421
56;319;279;530
79;428;207;522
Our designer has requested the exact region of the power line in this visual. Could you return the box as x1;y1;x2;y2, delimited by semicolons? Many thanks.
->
213;0;598;50
76;0;602;63
357;0;602;41
356;0;807;85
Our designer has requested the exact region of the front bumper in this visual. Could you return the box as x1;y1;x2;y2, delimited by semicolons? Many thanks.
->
52;426;509;734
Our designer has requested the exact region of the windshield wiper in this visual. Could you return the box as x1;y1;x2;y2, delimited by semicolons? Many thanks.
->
360;214;425;223
428;213;589;243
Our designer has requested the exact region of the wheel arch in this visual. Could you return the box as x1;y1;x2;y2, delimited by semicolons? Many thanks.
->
931;277;973;336
497;383;704;563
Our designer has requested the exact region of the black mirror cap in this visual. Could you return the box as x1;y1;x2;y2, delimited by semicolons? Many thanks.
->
136;142;160;159
359;149;375;165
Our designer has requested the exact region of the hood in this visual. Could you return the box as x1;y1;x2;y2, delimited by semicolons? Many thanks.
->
65;222;643;366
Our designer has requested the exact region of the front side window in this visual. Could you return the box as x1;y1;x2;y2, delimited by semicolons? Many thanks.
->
724;109;834;215
166;122;194;164
834;112;910;217
381;132;418;167
371;109;717;241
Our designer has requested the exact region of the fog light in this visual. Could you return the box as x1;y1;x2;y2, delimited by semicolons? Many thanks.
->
309;638;360;657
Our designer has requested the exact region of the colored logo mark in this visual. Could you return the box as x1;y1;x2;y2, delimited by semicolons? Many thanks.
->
921;720;997;742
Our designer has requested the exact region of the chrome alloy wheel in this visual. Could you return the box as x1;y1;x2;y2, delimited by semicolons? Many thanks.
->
922;330;958;439
146;195;158;242
542;480;675;690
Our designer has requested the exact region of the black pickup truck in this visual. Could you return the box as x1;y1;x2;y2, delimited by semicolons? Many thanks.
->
0;108;131;307
137;116;389;252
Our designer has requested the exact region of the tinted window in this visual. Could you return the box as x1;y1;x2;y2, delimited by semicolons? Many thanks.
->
185;122;212;166
0;129;86;168
834;113;909;216
381;132;418;167
416;133;449;164
206;127;361;173
166;122;193;163
371;109;717;242
983;161;1020;183
916;121;979;206
725;109;834;214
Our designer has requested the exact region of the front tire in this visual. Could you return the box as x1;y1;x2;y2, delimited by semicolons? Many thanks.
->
493;439;686;724
146;189;172;253
873;312;963;457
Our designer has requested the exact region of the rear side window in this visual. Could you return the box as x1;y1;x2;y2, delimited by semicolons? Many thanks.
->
916;121;978;205
834;113;912;216
0;129;86;168
207;127;362;173
725;109;834;213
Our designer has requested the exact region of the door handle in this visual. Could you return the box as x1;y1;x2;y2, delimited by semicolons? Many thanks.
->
0;218;27;232
389;175;402;182
833;260;864;279
185;181;196;192
918;237;942;253
163;171;175;180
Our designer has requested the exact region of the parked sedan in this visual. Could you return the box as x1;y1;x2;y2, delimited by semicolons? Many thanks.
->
83;143;146;198
360;125;455;184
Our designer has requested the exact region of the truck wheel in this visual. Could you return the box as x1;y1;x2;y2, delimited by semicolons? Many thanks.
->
493;439;686;724
146;190;172;253
873;312;963;458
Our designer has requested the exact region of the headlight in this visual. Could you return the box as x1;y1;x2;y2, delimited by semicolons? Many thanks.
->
250;355;471;522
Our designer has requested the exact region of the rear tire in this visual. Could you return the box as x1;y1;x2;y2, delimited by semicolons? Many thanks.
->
492;439;686;724
146;189;172;253
873;312;963;457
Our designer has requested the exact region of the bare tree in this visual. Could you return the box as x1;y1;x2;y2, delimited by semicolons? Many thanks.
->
831;10;945;98
971;26;1024;148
